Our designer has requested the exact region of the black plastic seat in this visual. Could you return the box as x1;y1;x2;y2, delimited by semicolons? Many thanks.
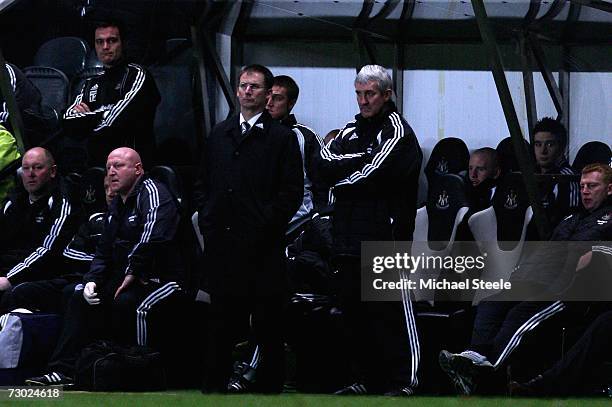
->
33;37;89;79
412;174;471;302
469;173;533;304
80;167;106;217
572;141;611;172
23;66;70;116
149;165;183;205
424;137;469;186
85;49;103;69
496;136;531;175
149;56;198;165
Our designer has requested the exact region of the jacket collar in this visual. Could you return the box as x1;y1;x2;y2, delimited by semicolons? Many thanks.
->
354;100;398;129
228;110;272;141
280;114;297;128
127;175;147;200
103;60;128;75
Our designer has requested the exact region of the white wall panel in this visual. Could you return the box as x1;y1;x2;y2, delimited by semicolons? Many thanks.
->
569;72;612;161
267;66;359;136
403;70;558;151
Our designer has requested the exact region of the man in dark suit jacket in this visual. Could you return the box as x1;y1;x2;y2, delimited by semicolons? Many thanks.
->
196;64;303;393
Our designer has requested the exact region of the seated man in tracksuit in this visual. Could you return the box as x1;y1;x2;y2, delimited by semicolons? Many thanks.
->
0;147;81;310
440;162;612;395
26;147;185;387
0;177;114;314
508;242;612;397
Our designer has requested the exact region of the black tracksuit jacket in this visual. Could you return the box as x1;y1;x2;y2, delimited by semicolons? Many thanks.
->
318;101;423;255
63;61;160;166
84;176;184;293
0;183;80;285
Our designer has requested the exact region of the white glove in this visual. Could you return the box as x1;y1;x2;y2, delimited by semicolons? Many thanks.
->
83;282;100;305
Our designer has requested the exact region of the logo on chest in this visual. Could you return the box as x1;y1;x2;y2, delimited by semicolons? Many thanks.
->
89;84;98;102
597;213;611;225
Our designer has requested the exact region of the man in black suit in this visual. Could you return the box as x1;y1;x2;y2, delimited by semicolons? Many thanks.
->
197;64;303;393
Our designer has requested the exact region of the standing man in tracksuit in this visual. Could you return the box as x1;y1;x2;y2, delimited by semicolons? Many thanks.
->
63;20;160;169
26;147;185;387
318;64;423;396
440;162;612;395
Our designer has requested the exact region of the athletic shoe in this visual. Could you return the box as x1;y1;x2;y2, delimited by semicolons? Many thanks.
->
334;382;368;395
439;350;480;395
25;372;74;387
227;362;256;393
383;386;415;397
508;375;544;397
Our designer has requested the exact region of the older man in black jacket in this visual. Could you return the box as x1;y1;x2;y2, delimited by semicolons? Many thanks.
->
197;64;303;393
25;147;184;387
318;65;423;396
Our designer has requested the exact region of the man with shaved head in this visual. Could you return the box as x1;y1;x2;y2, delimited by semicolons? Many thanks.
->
26;147;186;387
0;147;80;304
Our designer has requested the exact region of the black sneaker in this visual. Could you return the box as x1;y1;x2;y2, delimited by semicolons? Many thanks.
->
227;362;256;393
25;372;74;387
334;383;368;395
508;375;544;397
384;386;415;397
439;350;480;395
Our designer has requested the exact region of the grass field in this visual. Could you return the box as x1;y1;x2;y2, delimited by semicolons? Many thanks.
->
6;391;612;407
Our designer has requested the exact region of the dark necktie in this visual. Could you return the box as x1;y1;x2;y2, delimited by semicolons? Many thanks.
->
241;121;250;135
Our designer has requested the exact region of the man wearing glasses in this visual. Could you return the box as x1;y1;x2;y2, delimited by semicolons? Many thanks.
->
196;64;303;393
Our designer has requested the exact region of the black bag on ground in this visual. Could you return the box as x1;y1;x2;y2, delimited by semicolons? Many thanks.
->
75;340;166;391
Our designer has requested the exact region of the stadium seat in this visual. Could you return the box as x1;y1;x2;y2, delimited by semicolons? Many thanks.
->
69;67;104;100
23;66;70;116
149;165;183;205
572;141;612;172
33;37;89;79
469;173;533;304
149;50;199;165
62;172;82;204
85;49;103;69
411;174;470;302
496;136;531;175
165;38;190;57
424;137;469;186
79;167;106;217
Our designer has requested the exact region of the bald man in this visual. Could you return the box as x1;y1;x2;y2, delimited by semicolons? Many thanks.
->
0;147;80;303
26;147;186;387
467;148;500;212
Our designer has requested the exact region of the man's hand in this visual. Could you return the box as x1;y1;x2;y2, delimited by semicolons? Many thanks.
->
83;282;100;305
114;274;142;299
576;251;593;272
73;102;91;113
0;277;12;291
